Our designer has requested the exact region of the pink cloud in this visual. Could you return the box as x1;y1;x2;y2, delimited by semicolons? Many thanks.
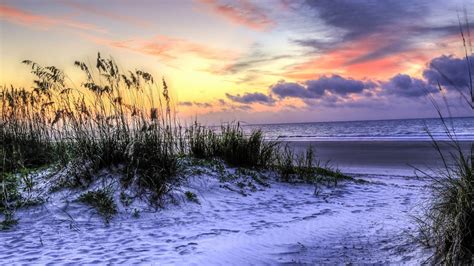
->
0;4;106;33
60;1;151;28
86;34;238;62
197;0;274;31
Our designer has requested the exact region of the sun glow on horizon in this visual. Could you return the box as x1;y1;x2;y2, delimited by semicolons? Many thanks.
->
1;0;473;123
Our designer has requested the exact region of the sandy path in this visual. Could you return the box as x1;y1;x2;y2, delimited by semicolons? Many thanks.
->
0;172;433;264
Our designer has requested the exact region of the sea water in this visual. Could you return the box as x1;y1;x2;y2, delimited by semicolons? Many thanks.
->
244;117;474;141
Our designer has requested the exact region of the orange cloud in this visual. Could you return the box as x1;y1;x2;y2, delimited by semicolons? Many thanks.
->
0;4;106;33
285;38;432;81
60;1;151;28
86;34;238;63
197;0;274;31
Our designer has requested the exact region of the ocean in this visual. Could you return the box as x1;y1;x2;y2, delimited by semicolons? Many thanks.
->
244;117;474;141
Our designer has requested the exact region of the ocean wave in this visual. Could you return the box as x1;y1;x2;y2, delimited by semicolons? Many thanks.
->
244;117;474;141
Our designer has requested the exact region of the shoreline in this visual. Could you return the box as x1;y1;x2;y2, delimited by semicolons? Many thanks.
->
284;140;473;175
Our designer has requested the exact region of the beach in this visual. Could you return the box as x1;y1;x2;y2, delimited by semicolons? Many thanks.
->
287;140;473;174
1;140;457;264
2;1;474;263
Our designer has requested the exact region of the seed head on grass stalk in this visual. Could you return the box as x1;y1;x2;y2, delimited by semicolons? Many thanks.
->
417;15;474;264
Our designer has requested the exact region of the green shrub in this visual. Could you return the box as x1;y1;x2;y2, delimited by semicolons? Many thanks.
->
78;188;117;223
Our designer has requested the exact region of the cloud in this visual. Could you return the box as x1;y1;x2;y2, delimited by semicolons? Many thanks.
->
194;102;213;108
307;75;369;95
234;104;253;111
217;54;289;75
271;81;312;99
225;92;275;104
178;101;193;106
294;0;430;59
60;1;151;27
89;34;237;62
304;0;427;41
272;75;373;99
292;0;469;65
178;101;213;108
292;39;334;53
285;37;431;81
306;0;420;41
0;4;106;33
345;40;411;65
197;0;274;31
226;53;472;114
423;54;474;88
274;54;470;105
382;74;438;97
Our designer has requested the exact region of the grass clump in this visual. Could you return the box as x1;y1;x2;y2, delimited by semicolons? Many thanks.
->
0;172;20;230
126;128;178;200
119;191;133;207
132;208;140;218
187;123;350;187
1;88;55;173
187;122;279;168
1;53;181;203
0;168;46;229
78;188;117;223
187;123;348;183
417;18;474;264
0;173;20;213
417;139;474;263
277;145;350;184
187;122;220;159
184;191;199;204
219;124;278;168
0;211;18;230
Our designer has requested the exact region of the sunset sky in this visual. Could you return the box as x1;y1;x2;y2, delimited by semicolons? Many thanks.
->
0;0;473;124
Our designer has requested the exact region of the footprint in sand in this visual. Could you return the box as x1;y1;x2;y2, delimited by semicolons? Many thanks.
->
175;242;198;255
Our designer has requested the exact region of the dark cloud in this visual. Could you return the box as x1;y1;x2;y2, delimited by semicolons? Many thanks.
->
223;54;290;74
178;101;212;108
416;22;474;37
270;81;313;99
226;53;474;113
291;38;334;53
348;22;474;65
307;75;368;95
235;105;253;111
294;1;470;64
194;102;213;108
225;92;275;104
423;54;474;88
271;75;373;99
304;0;427;41
178;101;193;106
382;74;438;97
346;41;410;65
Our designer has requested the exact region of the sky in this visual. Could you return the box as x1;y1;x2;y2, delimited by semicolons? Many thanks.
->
0;0;473;124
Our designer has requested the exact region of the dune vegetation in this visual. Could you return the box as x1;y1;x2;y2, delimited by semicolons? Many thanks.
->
417;21;474;264
0;53;349;228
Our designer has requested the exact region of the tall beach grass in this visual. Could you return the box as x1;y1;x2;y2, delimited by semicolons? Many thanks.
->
1;53;345;224
418;18;474;264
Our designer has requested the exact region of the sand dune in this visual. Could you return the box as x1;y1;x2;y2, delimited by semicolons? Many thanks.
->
1;166;433;264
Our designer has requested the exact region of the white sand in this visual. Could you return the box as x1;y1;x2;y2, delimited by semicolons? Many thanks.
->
0;167;434;264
